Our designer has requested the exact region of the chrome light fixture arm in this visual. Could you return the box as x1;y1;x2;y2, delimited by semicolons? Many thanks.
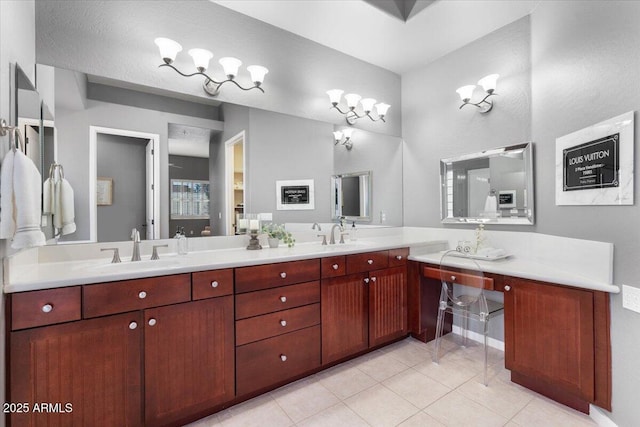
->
330;104;386;125
459;92;497;113
159;63;264;97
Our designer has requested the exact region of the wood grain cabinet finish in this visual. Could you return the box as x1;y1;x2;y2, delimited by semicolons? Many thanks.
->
144;297;235;427
388;248;409;267
346;251;389;274
235;259;320;293
236;304;320;346
192;269;234;300
9;312;143;427
321;256;346;278
369;266;408;347
83;274;191;318
236;326;321;396
235;281;320;319
10;286;81;330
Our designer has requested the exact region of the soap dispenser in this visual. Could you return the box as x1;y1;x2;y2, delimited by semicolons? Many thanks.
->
176;226;188;255
351;221;358;241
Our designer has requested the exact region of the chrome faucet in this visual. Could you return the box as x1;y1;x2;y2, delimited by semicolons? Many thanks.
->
131;228;141;261
312;222;322;231
329;218;345;245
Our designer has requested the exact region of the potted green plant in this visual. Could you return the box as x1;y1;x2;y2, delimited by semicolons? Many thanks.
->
261;223;295;248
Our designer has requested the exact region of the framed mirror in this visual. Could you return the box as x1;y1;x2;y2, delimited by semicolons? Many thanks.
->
331;171;372;221
440;142;534;225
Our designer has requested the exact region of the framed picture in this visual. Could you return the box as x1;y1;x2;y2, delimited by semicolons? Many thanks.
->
498;190;517;208
556;111;634;205
276;179;315;210
96;177;113;206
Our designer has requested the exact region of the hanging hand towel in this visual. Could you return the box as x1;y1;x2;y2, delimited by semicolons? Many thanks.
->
10;150;46;249
0;150;16;239
43;177;55;215
54;177;76;235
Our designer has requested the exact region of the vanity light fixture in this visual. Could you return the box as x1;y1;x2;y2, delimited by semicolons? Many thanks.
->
154;37;268;97
333;128;354;150
456;74;499;113
327;89;390;125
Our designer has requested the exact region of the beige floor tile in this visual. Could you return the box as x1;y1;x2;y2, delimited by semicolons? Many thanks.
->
317;362;378;399
397;411;446;427
296;402;369;427
270;378;340;423
511;396;597;427
345;384;420;427
382;338;434;367
217;393;293;427
413;358;478;389
424;390;508;427
353;350;411;381
382;368;452;409
456;372;535;419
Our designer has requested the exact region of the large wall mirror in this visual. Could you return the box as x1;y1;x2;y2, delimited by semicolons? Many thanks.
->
440;142;534;225
331;171;372;221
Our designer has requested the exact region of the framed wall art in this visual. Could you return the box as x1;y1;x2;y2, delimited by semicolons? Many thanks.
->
276;179;315;210
96;177;113;206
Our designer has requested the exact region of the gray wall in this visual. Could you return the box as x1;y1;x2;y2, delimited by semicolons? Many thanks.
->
97;134;147;242
36;0;401;137
169;154;211;237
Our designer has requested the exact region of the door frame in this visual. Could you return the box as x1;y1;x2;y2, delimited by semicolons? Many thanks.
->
89;126;160;242
224;131;245;235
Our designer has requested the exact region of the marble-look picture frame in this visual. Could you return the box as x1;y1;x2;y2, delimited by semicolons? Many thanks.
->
556;111;634;205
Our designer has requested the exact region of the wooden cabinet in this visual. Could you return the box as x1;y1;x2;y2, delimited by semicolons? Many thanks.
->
144;297;235;427
322;250;408;364
9;312;143;427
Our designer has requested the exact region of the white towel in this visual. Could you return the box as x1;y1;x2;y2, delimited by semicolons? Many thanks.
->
54;178;76;235
8;150;46;249
0;150;16;238
484;194;497;213
43;177;55;214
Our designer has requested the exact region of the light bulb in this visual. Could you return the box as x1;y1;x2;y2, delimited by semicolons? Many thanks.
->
188;48;213;72
344;93;362;109
333;131;343;142
360;98;377;113
219;57;242;79
456;85;476;102
342;128;354;139
375;103;390;116
478;74;499;94
327;89;344;105
154;37;182;64
247;65;269;85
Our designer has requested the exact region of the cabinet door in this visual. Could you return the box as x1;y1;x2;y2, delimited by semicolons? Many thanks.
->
144;297;235;427
9;312;143;427
504;278;595;401
321;273;369;364
369;266;407;347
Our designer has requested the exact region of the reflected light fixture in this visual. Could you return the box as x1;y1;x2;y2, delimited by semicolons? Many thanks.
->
456;74;499;113
327;89;390;125
154;37;268;97
333;128;354;150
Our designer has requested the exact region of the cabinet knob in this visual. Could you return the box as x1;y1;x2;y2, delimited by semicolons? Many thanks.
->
332;264;339;270
280;320;287;327
504;285;511;292
280;296;287;303
148;318;157;326
211;281;219;288
450;275;456;282
280;272;287;279
280;354;287;362
138;291;147;299
371;277;377;282
396;255;403;260
367;259;374;265
364;278;370;284
129;321;138;330
41;303;53;313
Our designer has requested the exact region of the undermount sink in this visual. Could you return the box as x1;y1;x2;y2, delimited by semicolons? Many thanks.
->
86;257;183;273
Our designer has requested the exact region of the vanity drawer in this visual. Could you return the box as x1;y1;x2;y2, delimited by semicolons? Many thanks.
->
83;274;191;318
235;259;320;293
423;266;494;290
389;248;409;267
236;325;321;396
192;268;234;300
235;281;320;319
236;303;320;346
346;251;389;274
11;287;82;330
321;256;346;278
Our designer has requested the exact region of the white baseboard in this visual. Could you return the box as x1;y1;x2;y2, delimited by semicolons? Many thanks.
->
589;405;618;427
451;326;505;351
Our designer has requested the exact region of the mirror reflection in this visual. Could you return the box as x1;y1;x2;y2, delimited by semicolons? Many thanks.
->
440;142;534;225
331;171;372;221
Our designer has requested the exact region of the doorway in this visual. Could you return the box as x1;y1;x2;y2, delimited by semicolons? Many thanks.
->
224;131;245;235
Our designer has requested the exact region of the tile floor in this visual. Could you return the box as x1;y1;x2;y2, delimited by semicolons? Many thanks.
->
186;335;598;427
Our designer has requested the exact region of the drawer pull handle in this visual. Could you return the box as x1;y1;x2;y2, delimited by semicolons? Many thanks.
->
332;264;339;270
211;281;219;288
280;320;287;327
504;285;511;292
280;296;287;303
364;278;370;284
280;354;287;362
129;321;138;330
280;272;287;279
41;304;53;313
371;277;377;282
396;255;403;260
148;318;157;326
138;291;147;299
367;259;374;265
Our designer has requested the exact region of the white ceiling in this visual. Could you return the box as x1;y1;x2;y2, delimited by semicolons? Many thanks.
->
213;0;539;75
